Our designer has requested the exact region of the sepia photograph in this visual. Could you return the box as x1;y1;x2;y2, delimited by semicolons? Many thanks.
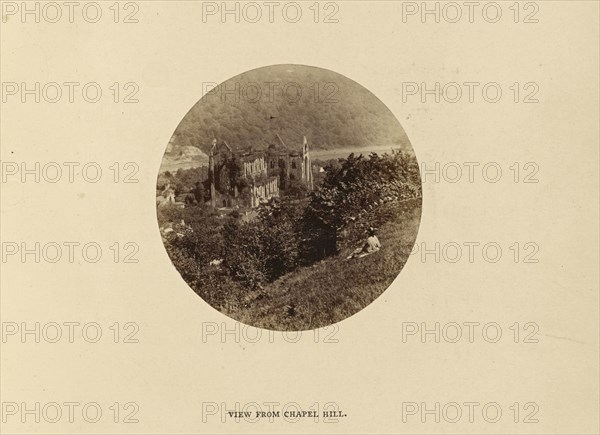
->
3;1;599;433
156;64;422;330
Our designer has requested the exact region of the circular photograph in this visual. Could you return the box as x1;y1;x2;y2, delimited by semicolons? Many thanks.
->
156;64;422;330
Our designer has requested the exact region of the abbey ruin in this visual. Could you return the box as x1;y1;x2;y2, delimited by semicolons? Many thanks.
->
207;135;314;208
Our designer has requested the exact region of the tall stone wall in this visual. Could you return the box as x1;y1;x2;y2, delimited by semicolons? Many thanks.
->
207;136;311;208
250;177;279;208
242;156;267;178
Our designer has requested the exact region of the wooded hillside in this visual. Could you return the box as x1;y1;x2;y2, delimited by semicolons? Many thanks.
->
169;64;411;155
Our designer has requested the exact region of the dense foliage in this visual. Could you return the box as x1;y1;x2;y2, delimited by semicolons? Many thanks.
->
303;150;421;258
169;65;411;156
158;151;421;315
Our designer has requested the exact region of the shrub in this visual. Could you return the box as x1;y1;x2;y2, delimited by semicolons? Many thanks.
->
302;151;420;259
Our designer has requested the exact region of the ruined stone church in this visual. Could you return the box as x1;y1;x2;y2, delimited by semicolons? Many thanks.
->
206;135;314;208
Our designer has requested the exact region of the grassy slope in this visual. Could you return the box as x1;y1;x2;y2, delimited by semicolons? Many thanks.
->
229;198;422;330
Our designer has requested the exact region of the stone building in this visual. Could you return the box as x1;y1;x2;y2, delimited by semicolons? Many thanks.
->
207;135;313;208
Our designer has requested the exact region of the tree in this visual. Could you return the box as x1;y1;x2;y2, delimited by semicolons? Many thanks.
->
218;199;303;288
193;181;205;203
284;178;309;199
302;151;420;260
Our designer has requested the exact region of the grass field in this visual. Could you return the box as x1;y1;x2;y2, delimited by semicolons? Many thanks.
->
227;197;422;330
